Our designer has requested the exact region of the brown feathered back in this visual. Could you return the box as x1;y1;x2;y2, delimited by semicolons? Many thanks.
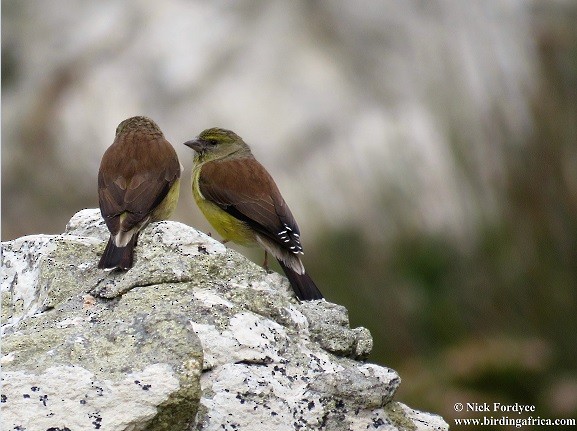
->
199;156;303;255
98;117;180;236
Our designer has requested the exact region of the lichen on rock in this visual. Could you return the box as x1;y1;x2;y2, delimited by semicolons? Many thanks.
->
1;209;447;431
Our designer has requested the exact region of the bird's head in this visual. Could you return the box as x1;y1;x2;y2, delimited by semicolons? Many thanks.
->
115;116;163;138
184;128;251;161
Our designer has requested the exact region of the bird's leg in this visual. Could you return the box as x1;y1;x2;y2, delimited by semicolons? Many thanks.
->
262;251;269;272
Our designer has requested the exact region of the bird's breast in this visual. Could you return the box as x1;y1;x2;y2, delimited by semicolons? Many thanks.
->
191;164;256;246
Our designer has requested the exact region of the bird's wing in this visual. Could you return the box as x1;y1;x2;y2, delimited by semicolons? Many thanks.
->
199;157;304;253
98;139;180;233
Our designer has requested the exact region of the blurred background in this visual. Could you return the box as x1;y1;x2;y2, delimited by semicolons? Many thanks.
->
2;1;576;428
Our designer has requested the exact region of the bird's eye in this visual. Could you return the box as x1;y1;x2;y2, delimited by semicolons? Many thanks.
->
207;138;218;146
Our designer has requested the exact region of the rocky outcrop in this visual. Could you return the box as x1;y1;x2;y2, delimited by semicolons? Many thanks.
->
1;209;448;431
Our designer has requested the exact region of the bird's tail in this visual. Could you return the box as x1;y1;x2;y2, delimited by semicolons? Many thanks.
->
277;260;324;301
98;234;137;270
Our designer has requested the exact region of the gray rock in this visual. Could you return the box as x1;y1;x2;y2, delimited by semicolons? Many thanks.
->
1;209;448;431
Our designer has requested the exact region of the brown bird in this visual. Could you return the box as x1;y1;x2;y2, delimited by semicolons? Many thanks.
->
98;116;181;269
184;128;323;300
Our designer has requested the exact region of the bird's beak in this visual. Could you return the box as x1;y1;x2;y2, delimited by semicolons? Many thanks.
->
184;138;204;153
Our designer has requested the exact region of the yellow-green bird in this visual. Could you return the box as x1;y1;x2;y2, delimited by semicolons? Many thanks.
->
184;128;323;301
98;116;181;269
